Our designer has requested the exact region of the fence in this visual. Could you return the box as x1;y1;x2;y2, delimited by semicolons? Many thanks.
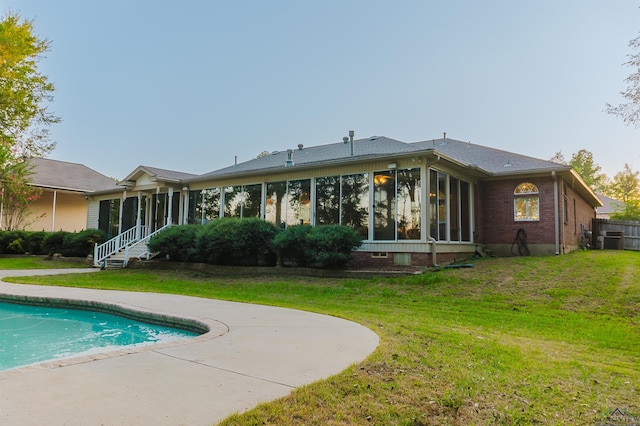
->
592;219;640;251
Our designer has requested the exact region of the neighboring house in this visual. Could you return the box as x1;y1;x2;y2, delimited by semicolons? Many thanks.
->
596;193;624;219
87;135;602;267
18;158;120;232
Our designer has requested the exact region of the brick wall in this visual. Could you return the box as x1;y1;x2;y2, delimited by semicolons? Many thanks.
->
562;178;597;252
475;177;557;247
475;175;596;255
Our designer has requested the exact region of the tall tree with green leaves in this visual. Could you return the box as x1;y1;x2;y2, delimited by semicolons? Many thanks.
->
569;149;608;192
609;163;640;220
606;35;640;126
0;13;58;229
0;13;59;159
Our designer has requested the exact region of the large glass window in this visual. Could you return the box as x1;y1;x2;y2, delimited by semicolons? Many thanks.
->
222;184;262;218
374;170;396;240
265;181;287;228
189;188;221;224
514;182;539;221
315;176;340;226
429;170;447;240
397;168;421;240
223;186;242;218
430;169;472;242
243;184;262;218
341;173;369;239
449;177;459;241
286;179;311;226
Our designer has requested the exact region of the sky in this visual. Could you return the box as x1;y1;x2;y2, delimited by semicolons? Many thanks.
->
2;0;639;180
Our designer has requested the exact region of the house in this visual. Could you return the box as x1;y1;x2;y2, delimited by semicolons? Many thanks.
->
9;158;120;232
596;193;624;219
87;135;602;268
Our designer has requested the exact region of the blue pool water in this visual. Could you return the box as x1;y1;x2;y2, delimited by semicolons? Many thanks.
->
0;301;199;371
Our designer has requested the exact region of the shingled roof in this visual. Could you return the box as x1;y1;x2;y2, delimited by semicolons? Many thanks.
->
187;136;570;183
28;158;120;193
412;138;572;176
189;136;422;182
120;165;199;183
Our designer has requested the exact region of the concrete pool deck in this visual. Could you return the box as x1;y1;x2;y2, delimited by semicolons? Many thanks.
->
0;269;379;425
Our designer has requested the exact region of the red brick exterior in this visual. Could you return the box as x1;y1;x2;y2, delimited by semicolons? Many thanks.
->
474;175;596;255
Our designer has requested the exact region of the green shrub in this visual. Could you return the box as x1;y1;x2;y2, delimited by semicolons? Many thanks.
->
272;225;312;266
61;229;108;257
195;218;278;266
305;225;363;268
42;231;66;255
148;225;199;262
23;231;47;255
0;230;26;254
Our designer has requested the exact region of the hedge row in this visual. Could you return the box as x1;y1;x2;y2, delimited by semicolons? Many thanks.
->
0;229;108;257
148;218;363;268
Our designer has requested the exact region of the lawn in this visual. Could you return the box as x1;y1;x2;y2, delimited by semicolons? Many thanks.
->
3;250;639;425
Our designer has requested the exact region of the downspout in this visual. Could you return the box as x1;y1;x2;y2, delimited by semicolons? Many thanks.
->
552;171;560;255
428;237;439;267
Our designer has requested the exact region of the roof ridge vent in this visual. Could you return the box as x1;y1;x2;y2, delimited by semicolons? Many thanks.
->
369;135;379;141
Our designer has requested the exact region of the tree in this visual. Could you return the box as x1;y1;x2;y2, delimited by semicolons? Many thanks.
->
608;163;640;220
569;149;608;192
549;151;567;165
0;159;43;230
606;35;640;126
0;13;58;229
0;13;59;160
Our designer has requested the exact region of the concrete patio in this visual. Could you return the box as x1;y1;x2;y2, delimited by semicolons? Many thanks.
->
0;269;379;425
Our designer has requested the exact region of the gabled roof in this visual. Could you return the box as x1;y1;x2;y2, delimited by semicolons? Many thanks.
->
596;193;624;215
188;136;420;183
119;165;198;185
28;157;120;193
412;138;572;176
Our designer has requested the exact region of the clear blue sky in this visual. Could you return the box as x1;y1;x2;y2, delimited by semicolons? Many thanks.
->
2;0;639;180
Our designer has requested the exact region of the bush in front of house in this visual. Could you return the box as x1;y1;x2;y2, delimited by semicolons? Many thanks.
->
272;225;312;266
61;229;108;257
194;218;278;266
0;230;25;254
42;231;66;255
148;224;199;262
305;225;363;268
23;231;47;255
272;224;363;268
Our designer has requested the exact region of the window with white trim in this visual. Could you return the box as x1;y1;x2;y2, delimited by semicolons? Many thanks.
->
514;182;539;221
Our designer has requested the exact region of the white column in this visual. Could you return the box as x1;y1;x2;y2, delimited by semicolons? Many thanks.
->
136;192;142;239
50;190;57;231
166;187;174;226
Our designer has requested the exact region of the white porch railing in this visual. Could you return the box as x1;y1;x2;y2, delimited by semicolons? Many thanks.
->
122;224;171;266
94;224;169;267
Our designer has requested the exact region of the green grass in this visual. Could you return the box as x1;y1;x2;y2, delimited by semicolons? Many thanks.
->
4;250;640;425
0;256;87;269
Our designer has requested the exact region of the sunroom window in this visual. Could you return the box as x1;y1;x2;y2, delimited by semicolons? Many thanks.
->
514;182;539;221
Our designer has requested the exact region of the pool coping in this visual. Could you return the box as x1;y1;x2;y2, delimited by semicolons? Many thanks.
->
0;269;380;425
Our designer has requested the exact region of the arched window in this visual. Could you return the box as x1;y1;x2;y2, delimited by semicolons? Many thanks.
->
514;182;539;221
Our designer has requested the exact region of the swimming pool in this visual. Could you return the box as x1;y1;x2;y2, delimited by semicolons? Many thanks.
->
0;300;200;371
